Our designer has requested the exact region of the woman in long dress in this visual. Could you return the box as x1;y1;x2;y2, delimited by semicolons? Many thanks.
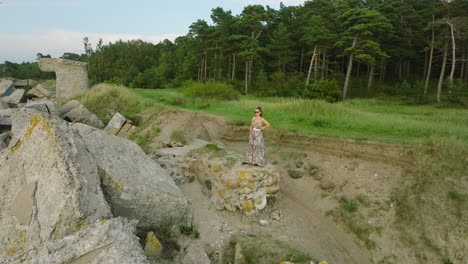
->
245;107;270;166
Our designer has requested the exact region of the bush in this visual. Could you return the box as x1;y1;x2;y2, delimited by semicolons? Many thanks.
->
79;83;142;123
303;79;342;102
183;81;240;100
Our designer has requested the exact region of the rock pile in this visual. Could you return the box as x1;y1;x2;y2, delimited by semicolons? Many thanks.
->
0;109;189;263
155;142;281;215
0;72;201;262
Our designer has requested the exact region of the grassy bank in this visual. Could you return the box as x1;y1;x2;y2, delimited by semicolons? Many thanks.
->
130;88;468;145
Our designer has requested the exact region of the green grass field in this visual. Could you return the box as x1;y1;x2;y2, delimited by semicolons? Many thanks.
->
130;88;468;145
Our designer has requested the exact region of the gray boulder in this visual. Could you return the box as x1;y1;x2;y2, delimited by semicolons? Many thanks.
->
3;217;149;264
59;99;104;129
27;84;52;98
0;114;112;259
72;123;188;232
2;89;25;106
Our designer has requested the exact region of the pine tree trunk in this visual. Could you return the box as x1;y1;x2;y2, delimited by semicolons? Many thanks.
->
306;45;317;86
437;43;448;102
367;64;375;93
314;51;319;80
425;16;435;94
380;61;385;82
228;54;231;80
406;60;411;77
447;22;456;85
343;36;357;100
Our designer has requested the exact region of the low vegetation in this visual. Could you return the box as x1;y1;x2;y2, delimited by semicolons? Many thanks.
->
392;136;467;263
224;233;316;264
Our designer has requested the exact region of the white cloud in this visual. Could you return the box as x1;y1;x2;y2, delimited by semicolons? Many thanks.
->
0;29;182;63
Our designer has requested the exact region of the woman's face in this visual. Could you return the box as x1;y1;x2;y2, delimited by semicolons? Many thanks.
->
255;109;261;116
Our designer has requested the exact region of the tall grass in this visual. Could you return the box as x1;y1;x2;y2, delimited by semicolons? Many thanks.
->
79;83;146;123
132;88;468;144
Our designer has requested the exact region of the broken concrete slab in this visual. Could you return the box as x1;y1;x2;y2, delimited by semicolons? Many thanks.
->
104;112;126;135
0;114;112;258
27;84;52;98
38;58;89;103
13;79;29;87
3;217;149;264
23;99;57;115
72;123;189;233
60;99;104;129
0;79;15;96
2;89;25;106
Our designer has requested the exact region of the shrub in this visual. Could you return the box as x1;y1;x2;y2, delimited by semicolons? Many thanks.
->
183;81;240;100
303;79;342;102
79;83;142;123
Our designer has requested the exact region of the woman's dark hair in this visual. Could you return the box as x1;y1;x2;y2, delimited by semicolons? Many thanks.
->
256;107;263;117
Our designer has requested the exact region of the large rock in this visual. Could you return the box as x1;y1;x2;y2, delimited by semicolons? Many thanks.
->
27;84;52;98
38;58;89;102
0;114;112;259
0;79;15;96
72;123;188;232
60;99;104;129
2;89;25;106
3;217;149;264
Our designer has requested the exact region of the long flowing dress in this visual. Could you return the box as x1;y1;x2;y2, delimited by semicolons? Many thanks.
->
245;120;265;166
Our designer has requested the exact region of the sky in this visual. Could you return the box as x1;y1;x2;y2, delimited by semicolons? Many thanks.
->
0;0;305;63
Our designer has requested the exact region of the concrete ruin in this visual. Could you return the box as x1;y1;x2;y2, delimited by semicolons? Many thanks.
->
38;58;89;102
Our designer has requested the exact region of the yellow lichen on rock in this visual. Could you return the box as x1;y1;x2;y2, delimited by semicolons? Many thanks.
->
242;200;254;212
144;231;162;258
114;180;124;190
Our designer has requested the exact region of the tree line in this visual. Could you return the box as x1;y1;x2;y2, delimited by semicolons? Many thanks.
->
4;0;468;103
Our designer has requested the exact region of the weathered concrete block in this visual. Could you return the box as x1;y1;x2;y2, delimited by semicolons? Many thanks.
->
2;89;25;106
0;79;15;96
72;123;188;232
38;58;88;102
13;79;28;87
3;217;149;264
59;99;104;129
0;114;112;259
27;84;52;98
104;112;127;135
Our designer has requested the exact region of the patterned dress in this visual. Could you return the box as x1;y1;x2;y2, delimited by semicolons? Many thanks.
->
245;120;265;166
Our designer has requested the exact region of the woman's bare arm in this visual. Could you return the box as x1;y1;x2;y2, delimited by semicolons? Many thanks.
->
261;118;271;130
